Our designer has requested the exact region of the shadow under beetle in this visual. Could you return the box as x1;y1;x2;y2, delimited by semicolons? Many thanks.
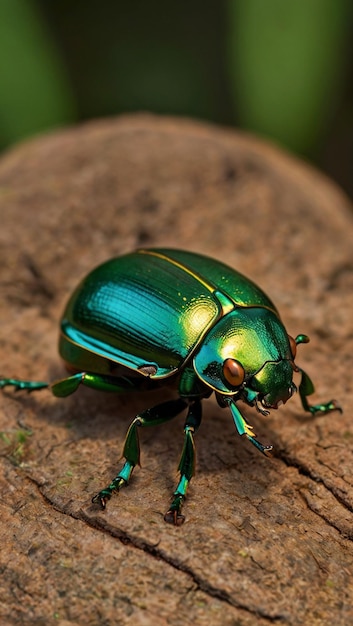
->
0;249;341;525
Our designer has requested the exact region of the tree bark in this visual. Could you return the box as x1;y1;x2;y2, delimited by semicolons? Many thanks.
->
0;114;352;625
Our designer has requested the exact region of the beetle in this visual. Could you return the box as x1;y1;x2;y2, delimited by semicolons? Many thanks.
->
0;248;341;524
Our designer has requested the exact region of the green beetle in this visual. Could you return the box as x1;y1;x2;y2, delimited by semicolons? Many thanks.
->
0;249;340;524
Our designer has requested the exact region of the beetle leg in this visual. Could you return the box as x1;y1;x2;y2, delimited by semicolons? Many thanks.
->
51;372;138;397
92;398;188;510
297;368;342;415
0;378;49;392
228;399;273;457
164;399;202;526
0;373;139;397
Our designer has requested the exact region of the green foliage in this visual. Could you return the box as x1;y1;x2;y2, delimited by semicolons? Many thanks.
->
0;1;352;162
227;0;352;154
0;0;74;147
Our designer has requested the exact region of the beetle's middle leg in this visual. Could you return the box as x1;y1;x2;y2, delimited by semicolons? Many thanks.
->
164;399;202;526
92;398;188;510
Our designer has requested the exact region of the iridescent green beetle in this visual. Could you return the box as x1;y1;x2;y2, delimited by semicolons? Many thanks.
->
0;249;340;524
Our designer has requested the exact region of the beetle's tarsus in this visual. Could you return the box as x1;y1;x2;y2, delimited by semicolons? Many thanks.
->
330;400;342;414
247;435;273;457
92;493;109;509
92;475;128;509
309;399;342;416
263;445;274;458
164;509;185;526
261;443;273;459
0;378;49;392
164;493;186;525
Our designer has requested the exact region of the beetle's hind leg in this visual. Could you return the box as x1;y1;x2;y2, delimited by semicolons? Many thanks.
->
92;398;189;512
164;399;202;526
0;371;136;397
0;378;49;392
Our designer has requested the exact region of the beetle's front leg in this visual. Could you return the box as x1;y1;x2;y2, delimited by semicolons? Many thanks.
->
298;368;342;415
227;398;273;456
164;399;202;526
92;398;188;510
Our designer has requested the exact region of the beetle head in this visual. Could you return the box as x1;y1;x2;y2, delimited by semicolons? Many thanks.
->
247;359;297;410
248;333;310;410
193;307;304;411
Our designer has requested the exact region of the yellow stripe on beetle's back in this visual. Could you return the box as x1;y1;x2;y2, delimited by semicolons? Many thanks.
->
137;249;218;294
137;249;277;316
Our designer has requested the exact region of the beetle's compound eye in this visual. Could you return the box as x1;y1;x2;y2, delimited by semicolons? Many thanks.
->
288;335;297;360
223;358;245;388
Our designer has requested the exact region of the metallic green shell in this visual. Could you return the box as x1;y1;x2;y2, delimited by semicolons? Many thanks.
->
59;249;278;379
159;249;277;312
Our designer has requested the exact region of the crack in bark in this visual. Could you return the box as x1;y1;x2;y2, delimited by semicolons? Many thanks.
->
315;456;352;487
299;489;353;540
27;474;286;623
277;449;353;536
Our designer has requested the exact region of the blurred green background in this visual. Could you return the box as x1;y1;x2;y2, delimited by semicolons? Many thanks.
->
0;0;352;197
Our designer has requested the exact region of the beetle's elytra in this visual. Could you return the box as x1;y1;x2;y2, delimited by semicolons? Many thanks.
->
0;248;341;525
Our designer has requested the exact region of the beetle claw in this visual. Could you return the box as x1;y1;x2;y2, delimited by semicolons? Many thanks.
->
92;493;109;509
164;509;185;526
325;399;342;414
332;400;343;414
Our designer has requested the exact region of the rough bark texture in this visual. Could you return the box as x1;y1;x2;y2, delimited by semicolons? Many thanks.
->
0;114;352;625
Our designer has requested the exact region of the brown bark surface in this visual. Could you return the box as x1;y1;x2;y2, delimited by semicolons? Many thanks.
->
0;114;352;625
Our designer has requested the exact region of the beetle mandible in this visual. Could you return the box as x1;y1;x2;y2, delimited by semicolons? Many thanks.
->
0;248;341;525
